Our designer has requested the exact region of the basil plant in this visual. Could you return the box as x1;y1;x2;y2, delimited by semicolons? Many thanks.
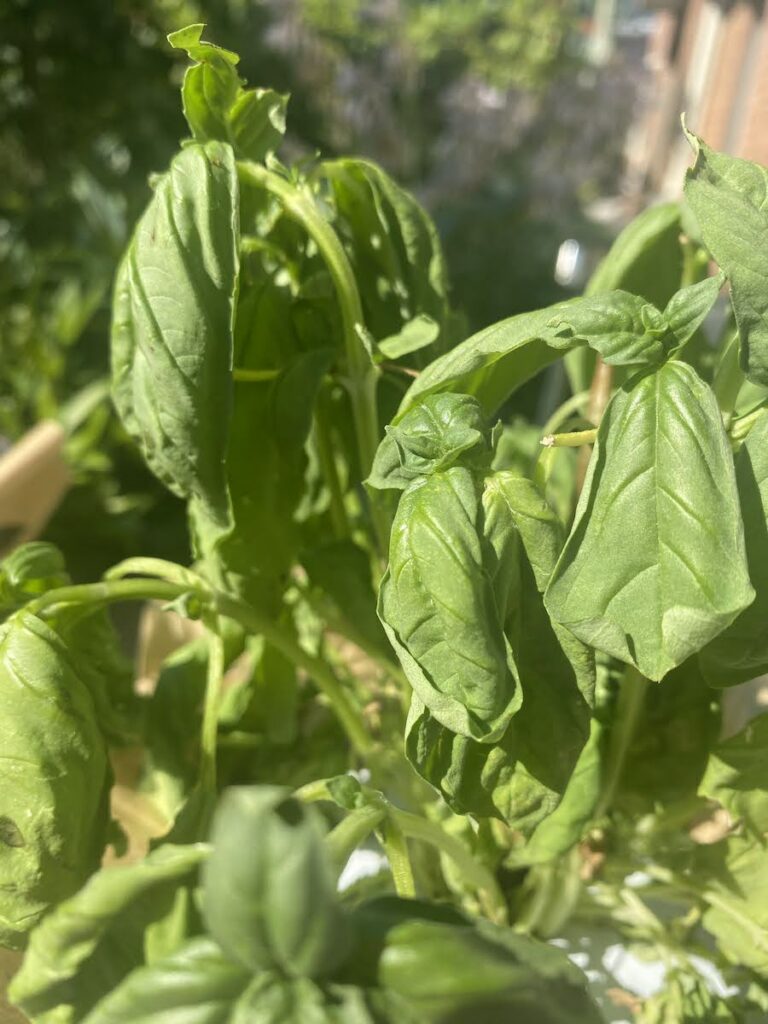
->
4;24;768;1023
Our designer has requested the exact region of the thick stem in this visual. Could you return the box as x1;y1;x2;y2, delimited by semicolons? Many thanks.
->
541;428;597;448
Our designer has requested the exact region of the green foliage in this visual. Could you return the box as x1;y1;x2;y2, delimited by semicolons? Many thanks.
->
9;23;768;1023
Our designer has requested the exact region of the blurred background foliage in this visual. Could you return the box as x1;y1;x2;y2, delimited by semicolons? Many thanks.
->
0;0;636;575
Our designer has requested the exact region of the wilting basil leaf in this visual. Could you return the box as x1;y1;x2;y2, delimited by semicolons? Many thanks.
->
685;130;768;386
202;787;349;977
111;140;239;528
0;612;112;949
545;361;754;680
324;159;456;368
379;467;520;743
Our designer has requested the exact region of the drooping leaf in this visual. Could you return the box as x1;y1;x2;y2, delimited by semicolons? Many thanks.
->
111;141;239;528
202;786;349;977
9;844;207;1022
168;24;287;162
684;131;768;386
80;937;249;1024
700;712;768;839
379;467;520;743
404;472;591;831
0;612;112;950
699;412;768;686
323;159;456;368
545;361;754;680
379;918;603;1023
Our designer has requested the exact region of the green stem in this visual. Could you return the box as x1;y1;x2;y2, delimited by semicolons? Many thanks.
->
232;368;280;382
214;592;374;758
380;817;416;898
541;427;597;448
199;616;225;793
237;162;385;554
540;390;592;438
595;665;649;818
25;579;186;616
105;558;209;590
390;808;507;924
325;804;386;873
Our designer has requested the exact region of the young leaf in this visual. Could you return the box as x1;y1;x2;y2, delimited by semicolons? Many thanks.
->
379;467;520;743
0;542;68;617
699;413;768;686
169;24;287;163
542;290;666;368
202;786;349;977
111;141;239;528
0;612;112;950
662;273;724;353
9;844;207;1021
368;392;493;491
700;712;768;839
377;315;440;360
545;362;754;681
684;130;768;386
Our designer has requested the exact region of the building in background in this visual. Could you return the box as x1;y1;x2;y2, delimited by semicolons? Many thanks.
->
627;0;768;198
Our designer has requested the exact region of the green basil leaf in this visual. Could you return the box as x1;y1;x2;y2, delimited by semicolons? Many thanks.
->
379;919;603;1023
566;201;684;393
662;273;724;353
545;362;754;680
684;130;768;386
9;844;207;1022
169;24;287;162
202;786;349;977
379;467;520;742
699;836;768;975
700;413;768;686
700;712;768;839
81;937;248;1024
543;290;666;368
111;141;239;528
323;159;456;368
377;315;440;360
0;612;112;950
368;393;493;491
0;542;68;617
396;306;566;416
